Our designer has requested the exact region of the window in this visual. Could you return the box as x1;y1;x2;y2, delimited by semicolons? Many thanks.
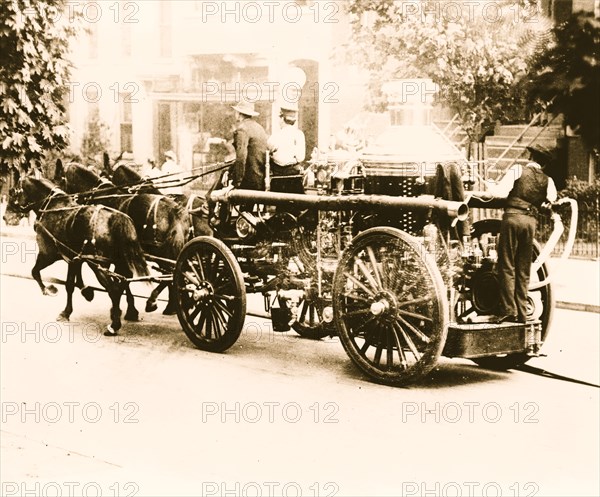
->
120;96;133;153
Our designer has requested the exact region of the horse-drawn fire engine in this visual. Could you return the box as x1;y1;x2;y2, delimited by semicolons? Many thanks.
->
6;142;576;386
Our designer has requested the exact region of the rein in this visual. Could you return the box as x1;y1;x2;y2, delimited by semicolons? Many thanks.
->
35;204;109;265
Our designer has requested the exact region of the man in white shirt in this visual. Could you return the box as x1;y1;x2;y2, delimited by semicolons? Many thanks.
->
486;145;558;323
160;150;184;195
267;102;306;176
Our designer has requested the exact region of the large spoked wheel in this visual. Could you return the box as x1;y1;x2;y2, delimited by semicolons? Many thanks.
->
333;227;448;386
290;210;318;273
292;286;335;340
468;219;554;370
174;236;246;352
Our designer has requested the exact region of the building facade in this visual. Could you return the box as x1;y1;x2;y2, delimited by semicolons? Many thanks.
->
67;0;364;186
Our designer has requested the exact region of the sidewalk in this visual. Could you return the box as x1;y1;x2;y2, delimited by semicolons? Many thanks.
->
1;224;599;313
548;256;600;313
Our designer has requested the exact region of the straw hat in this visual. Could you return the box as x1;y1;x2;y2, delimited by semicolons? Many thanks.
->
279;101;299;114
232;100;259;117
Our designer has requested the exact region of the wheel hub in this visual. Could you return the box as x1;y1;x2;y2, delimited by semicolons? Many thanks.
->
187;282;213;302
370;290;398;320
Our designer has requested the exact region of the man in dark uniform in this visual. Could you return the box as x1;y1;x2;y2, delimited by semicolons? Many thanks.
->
486;145;558;323
230;100;268;191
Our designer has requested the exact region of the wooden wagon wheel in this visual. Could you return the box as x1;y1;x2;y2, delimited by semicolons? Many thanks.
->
466;219;554;370
174;236;246;352
333;227;448;386
291;285;335;340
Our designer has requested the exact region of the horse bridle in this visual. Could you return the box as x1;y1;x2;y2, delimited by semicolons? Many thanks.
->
10;179;65;214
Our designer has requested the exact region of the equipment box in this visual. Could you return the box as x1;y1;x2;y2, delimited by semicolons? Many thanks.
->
444;320;542;359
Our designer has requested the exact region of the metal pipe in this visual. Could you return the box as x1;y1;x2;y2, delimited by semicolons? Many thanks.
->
209;189;469;220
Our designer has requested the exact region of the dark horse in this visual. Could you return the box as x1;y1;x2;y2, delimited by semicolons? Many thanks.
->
111;163;213;238
55;161;191;314
5;173;149;335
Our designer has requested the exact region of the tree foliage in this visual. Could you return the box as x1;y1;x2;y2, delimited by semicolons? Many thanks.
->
343;0;552;142
0;0;78;175
526;11;600;152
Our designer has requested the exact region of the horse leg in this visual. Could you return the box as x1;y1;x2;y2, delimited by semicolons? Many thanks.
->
145;281;167;313
113;262;139;322
124;284;140;321
58;261;79;321
31;252;60;296
163;283;177;315
104;282;125;337
75;267;95;302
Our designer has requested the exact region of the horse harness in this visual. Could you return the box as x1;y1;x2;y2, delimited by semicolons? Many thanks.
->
185;193;208;238
84;176;166;248
36;190;119;269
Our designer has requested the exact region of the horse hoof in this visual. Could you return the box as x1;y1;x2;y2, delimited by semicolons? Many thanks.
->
104;325;118;337
44;285;58;296
125;312;140;322
81;286;95;302
57;313;70;322
162;307;177;316
145;302;158;313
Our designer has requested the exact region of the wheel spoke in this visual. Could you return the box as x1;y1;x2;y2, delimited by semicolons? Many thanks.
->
344;271;376;297
397;296;431;308
397;315;431;343
193;252;206;281
343;292;370;303
386;326;394;368
212;304;228;329
188;302;203;322
188;260;204;286
355;257;381;293
345;308;372;318
347;314;378;336
397;309;433;323
182;270;199;286
195;311;207;334
390;324;408;369
213;298;234;318
373;341;383;365
210;310;223;338
367;246;383;289
394;321;422;361
213;293;236;302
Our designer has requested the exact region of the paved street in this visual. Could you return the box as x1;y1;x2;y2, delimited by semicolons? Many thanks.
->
1;237;599;497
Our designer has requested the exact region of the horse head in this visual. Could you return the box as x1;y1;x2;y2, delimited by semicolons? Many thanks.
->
113;164;161;194
4;171;57;222
58;162;113;194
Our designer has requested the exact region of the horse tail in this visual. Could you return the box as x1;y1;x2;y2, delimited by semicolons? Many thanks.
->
115;216;150;278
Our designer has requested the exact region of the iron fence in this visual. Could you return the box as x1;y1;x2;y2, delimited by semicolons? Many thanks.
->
468;200;598;259
465;160;599;259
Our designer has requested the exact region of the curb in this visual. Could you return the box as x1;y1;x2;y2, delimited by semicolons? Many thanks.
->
0;226;36;240
556;301;600;314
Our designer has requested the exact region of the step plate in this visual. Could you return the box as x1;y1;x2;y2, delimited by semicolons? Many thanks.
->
444;320;542;359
